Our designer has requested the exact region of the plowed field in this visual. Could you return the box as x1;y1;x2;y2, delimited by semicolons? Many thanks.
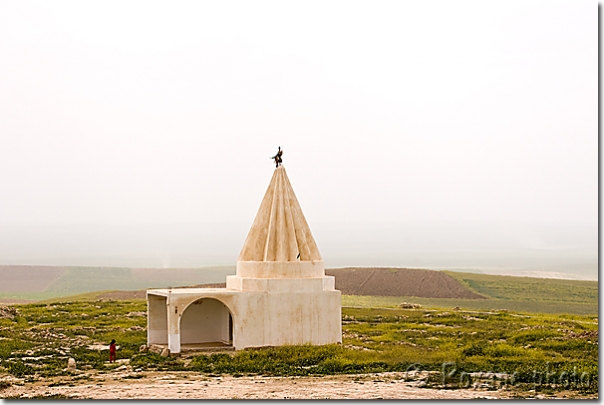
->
325;267;485;299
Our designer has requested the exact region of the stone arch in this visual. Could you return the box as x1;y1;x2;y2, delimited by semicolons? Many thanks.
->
179;297;234;347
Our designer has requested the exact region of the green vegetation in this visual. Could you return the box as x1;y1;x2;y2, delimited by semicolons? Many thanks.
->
444;272;598;314
341;295;597;315
446;271;597;303
38;291;139;303
0;300;147;378
0;299;598;396
45;267;139;293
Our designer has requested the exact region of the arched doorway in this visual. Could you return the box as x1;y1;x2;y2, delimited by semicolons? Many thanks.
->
180;298;233;349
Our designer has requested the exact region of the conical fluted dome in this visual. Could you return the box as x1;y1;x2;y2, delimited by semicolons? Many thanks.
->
239;166;322;262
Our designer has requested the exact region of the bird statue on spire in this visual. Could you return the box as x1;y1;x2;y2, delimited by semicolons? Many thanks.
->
271;146;283;168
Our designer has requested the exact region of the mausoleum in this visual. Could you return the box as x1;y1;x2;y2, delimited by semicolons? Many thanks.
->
146;165;342;353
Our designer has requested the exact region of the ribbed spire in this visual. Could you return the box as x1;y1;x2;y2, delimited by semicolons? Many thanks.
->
238;166;322;262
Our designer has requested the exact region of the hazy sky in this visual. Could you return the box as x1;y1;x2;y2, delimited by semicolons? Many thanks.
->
0;1;597;279
0;1;597;227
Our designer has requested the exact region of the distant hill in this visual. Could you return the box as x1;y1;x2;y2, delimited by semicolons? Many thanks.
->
0;265;598;316
325;267;485;299
0;265;485;300
0;265;236;301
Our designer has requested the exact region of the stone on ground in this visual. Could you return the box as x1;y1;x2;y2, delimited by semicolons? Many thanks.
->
148;344;163;354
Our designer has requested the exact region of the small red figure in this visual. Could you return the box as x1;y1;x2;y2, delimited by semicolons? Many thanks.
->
109;339;116;363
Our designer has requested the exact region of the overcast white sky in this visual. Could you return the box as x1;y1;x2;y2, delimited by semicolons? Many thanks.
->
0;1;598;276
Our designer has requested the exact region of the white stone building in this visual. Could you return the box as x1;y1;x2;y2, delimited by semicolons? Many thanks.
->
146;166;342;353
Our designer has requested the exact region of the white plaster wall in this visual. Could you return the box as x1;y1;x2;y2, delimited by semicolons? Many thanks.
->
228;291;267;349
147;294;168;345
225;275;242;290
237;261;325;278
148;286;341;352
322;276;335;291
235;277;325;293
264;290;341;346
211;281;341;349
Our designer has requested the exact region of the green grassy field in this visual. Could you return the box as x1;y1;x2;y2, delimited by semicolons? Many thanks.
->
0;299;597;397
445;271;598;304
341;295;597;315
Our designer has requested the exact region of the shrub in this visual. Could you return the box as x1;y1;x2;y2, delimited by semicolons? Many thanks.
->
462;343;485;357
3;360;35;377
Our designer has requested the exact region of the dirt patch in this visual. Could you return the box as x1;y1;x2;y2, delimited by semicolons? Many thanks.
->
0;298;36;305
326;267;485;299
96;290;147;300
185;283;227;289
1;371;515;399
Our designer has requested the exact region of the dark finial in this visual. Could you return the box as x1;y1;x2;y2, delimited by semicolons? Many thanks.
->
271;147;283;167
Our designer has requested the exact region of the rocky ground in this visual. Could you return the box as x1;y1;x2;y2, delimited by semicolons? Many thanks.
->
0;301;597;399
